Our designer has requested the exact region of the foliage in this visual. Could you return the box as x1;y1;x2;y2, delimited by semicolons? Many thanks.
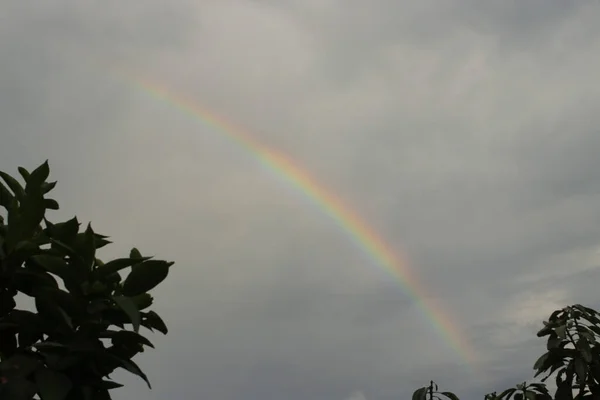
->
0;161;173;400
413;305;600;400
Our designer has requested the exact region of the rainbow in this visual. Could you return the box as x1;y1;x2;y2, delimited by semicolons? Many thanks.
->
117;69;477;367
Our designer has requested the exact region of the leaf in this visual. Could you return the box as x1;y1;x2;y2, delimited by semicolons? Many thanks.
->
96;257;152;278
26;161;50;192
18;186;46;237
555;325;567;339
533;352;549;371
41;181;57;195
94;234;112;249
131;293;153;310
130;248;143;259
100;330;154;348
1;377;38;400
44;199;59;210
577;337;593;362
142;310;168;334
1;353;42;377
13;268;59;297
498;388;516;399
122;260;173;296
0;182;14;208
34;292;73;331
72;224;96;271
442;392;460;400
35;368;72;400
0;170;25;201
99;380;124;390
412;387;428;400
30;255;70;280
108;355;151;388
574;357;587;383
112;296;140;332
17;167;30;181
47;217;79;244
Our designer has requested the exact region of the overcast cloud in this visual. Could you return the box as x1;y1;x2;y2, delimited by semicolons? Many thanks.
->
2;1;600;399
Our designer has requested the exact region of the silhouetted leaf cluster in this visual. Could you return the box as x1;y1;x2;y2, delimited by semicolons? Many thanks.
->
0;162;173;400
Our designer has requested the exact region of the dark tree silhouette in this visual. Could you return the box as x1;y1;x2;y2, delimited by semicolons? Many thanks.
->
0;161;173;400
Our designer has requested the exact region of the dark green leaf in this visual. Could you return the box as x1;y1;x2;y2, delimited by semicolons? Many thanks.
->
17;167;30;181
109;355;151;388
142;310;168;334
577;338;593;363
41;181;57;195
34;293;73;331
533;352;549;371
442;392;460;400
72;224;96;271
556;325;567;339
99;380;124;390
131;293;153;310
1;353;42;377
46;217;79;244
13;268;59;296
27;161;50;192
574;357;587;383
112;296;140;332
498;388;516;399
1;376;38;400
129;248;143;259
30;255;69;280
100;330;154;348
44;199;59;210
96;257;152;279
122;260;173;296
0;182;14;208
547;337;563;349
35;368;72;400
0;170;25;201
412;387;428;400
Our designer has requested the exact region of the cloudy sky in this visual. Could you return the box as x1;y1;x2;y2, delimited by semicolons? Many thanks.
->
2;1;600;399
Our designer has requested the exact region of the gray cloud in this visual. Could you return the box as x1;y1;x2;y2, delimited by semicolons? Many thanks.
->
2;1;600;399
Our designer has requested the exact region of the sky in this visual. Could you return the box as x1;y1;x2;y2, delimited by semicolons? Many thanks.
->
2;1;600;399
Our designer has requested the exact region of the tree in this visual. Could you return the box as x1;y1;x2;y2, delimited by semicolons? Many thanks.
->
0;161;173;400
413;305;600;400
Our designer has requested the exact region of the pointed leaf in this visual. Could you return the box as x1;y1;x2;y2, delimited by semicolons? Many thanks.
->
72;224;96;270
130;248;143;259
109;355;151;388
112;295;140;332
99;380;124;390
27;161;50;192
142;310;168;334
0;170;25;201
17;167;30;181
41;181;57;195
0;182;14;208
100;330;154;348
35;368;72;400
122;260;173;296
96;257;152;278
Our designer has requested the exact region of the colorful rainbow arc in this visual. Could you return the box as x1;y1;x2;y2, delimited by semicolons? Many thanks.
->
117;69;478;368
